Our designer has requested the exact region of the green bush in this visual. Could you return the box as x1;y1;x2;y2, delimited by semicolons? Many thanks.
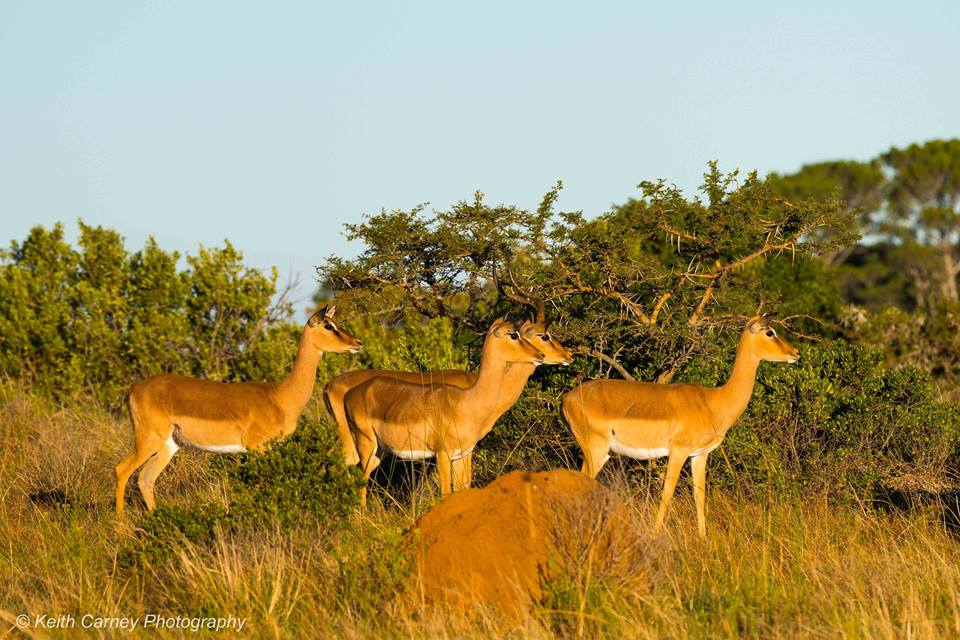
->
123;418;364;567
0;222;296;405
221;419;364;528
472;340;960;503
679;340;960;499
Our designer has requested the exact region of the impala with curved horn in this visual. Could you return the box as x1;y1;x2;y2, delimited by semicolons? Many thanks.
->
561;313;798;537
114;305;362;515
323;262;572;473
345;316;551;507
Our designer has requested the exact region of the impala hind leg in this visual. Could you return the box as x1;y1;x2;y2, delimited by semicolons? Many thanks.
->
690;453;708;538
323;386;360;466
436;451;454;497
561;400;609;478
115;432;167;516
579;431;612;479
354;429;381;509
451;454;470;491
654;450;687;533
136;436;179;511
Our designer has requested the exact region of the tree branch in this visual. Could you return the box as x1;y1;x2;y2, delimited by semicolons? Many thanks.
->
576;346;635;381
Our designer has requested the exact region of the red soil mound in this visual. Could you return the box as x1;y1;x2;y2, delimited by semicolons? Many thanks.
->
407;469;645;619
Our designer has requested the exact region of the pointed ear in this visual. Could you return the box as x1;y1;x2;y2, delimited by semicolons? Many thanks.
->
759;311;776;327
491;317;514;337
324;305;337;319
307;307;325;327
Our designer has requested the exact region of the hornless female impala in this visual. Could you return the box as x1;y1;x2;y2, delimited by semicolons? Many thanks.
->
344;318;547;507
561;313;798;537
114;305;362;515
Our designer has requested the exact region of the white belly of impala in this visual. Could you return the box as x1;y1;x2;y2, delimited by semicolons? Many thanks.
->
689;443;720;457
609;440;670;460
390;447;473;461
191;443;247;453
176;433;247;454
392;449;435;460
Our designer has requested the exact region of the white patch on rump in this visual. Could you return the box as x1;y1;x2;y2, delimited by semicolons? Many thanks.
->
609;440;670;460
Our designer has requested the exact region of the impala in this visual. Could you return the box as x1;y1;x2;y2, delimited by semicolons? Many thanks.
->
114;305;361;515
561;313;798;537
344;318;548;507
325;316;572;474
324;264;571;471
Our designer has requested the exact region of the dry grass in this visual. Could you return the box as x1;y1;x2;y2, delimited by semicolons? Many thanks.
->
2;380;960;638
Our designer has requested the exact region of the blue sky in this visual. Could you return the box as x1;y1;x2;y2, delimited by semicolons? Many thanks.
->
1;1;957;316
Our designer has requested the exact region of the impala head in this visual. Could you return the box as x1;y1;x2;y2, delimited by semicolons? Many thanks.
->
486;317;546;365
518;319;573;365
306;305;363;354
745;313;798;364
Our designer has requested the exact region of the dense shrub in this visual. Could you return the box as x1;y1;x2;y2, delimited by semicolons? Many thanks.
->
124;418;363;566
472;339;960;502
720;340;960;498
0;222;297;405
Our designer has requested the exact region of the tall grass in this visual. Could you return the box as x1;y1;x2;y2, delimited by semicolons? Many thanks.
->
2;380;959;638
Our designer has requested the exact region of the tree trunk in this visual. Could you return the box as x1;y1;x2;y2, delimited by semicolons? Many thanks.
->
940;243;959;302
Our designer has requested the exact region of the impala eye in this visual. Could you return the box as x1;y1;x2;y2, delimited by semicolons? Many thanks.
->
541;335;550;342
324;323;334;330
510;332;519;340
765;330;775;338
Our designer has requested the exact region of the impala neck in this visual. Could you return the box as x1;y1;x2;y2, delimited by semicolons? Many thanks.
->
496;362;536;410
275;329;322;417
712;331;761;431
463;341;515;424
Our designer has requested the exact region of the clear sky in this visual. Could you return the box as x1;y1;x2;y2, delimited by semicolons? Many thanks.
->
2;1;957;316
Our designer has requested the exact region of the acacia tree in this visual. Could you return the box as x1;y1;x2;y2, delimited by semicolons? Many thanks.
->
767;159;885;266
322;163;855;382
883;139;960;303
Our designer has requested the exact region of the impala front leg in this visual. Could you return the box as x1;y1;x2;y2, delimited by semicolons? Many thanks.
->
654;450;688;533
690;453;708;538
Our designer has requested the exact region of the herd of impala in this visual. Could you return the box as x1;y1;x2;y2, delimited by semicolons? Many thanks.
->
115;275;799;537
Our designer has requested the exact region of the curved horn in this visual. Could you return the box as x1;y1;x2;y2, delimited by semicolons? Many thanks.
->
506;260;545;324
492;256;528;308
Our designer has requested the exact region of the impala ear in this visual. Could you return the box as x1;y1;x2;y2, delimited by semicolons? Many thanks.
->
491;316;514;336
307;307;326;327
324;305;337;319
759;311;776;327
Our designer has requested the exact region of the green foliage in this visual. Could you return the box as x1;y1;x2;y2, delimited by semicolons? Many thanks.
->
221;419;364;528
0;222;295;405
700;341;960;499
324;165;855;385
767;159;886;222
124;418;364;567
856;301;960;401
351;315;467;372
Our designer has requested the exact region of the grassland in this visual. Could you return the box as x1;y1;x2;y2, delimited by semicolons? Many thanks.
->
2;380;959;639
